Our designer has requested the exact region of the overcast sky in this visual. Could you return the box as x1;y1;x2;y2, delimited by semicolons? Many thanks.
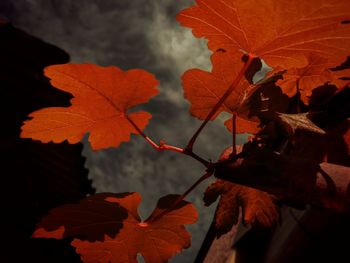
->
0;1;248;261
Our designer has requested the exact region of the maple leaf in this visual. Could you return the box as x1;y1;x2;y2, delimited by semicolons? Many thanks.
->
204;146;278;236
21;64;159;150
177;0;350;69
182;50;255;120
204;179;279;236
273;54;350;104
182;49;261;135
33;192;198;263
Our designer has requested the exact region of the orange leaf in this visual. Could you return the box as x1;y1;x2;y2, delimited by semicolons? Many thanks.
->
177;0;350;69
331;68;350;88
21;64;159;150
74;194;198;263
33;193;198;263
205;146;278;235
224;116;260;134
182;50;255;120
274;54;350;103
204;179;279;236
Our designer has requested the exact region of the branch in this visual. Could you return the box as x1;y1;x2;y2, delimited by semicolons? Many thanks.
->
125;115;211;167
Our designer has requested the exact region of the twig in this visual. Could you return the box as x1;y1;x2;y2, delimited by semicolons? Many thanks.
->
126;115;211;167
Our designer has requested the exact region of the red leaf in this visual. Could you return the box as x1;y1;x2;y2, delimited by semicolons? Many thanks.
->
204;179;279;236
182;50;259;126
204;146;278;236
33;193;198;263
224;116;260;134
273;54;350;103
177;0;350;69
21;64;159;150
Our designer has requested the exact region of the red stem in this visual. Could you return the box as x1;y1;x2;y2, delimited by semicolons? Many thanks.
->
126;115;210;167
186;53;256;151
126;54;258;223
145;170;213;223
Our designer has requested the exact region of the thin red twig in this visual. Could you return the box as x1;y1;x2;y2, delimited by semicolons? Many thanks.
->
126;115;210;167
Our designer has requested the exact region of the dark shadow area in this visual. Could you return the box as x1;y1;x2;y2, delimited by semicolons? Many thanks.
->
0;21;95;262
208;62;350;262
35;193;129;241
233;207;350;263
242;78;290;124
234;226;274;263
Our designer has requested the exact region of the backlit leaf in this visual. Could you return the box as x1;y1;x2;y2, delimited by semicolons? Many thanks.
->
274;54;350;103
182;50;254;120
224;116;260;134
204;179;279;236
33;193;198;263
177;0;350;69
21;64;159;150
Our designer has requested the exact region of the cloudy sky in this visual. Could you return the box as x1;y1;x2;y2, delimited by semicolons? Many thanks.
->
1;1;247;261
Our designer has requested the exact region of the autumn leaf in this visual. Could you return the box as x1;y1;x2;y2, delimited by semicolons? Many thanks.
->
204;179;279;236
332;68;350;88
203;179;239;236
177;0;350;69
204;146;278;236
182;49;261;135
33;192;198;263
182;50;254;120
273;54;350;104
224;116;260;134
21;64;159;150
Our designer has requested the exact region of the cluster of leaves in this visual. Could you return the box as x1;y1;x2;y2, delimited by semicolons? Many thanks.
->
20;0;350;262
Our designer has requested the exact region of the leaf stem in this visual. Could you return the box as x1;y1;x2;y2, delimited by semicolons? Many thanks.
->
179;170;214;200
186;53;256;151
126;115;210;167
145;170;213;223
